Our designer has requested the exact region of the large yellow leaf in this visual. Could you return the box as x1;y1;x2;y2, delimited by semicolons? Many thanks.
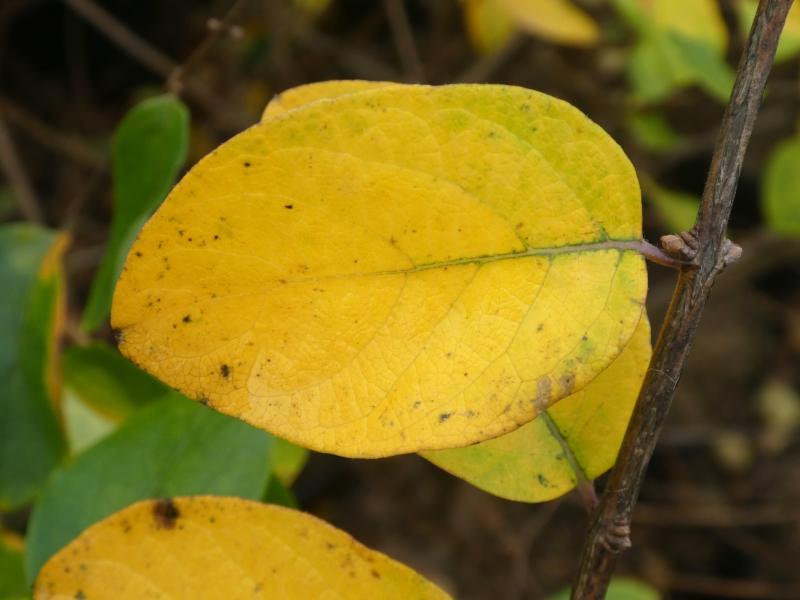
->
34;496;449;599
111;82;646;458
423;316;650;502
263;80;396;120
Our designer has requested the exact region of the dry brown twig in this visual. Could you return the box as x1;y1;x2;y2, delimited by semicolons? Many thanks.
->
383;0;425;82
571;1;795;597
0;113;44;223
62;0;251;132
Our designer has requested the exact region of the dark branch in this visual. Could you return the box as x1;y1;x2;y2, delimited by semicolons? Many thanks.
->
571;1;794;597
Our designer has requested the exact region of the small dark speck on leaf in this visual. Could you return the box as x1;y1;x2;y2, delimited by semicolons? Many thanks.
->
75;591;87;600
153;498;180;529
135;251;142;257
220;364;231;378
537;474;551;487
284;204;293;209
182;314;191;323
244;161;251;167
213;234;219;240
371;569;381;579
439;412;452;423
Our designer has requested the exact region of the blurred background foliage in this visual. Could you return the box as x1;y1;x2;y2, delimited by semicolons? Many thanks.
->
0;0;799;598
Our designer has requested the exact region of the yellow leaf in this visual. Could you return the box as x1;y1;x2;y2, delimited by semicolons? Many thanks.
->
423;316;650;502
34;496;450;599
263;80;397;120
495;0;600;47
112;82;646;458
463;0;517;54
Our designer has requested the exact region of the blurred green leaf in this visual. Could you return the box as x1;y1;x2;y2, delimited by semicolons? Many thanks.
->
629;31;733;104
0;224;67;510
271;437;310;486
627;112;684;152
63;342;169;419
549;577;660;600
264;476;298;508
0;187;16;220
0;534;27;599
61;342;171;453
24;394;273;583
81;95;189;332
615;0;733;103
61;388;117;456
762;136;800;236
645;183;699;232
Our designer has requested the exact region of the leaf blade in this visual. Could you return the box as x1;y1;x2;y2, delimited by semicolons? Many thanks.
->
34;496;450;600
112;83;647;458
0;224;67;509
24;394;273;582
423;317;651;502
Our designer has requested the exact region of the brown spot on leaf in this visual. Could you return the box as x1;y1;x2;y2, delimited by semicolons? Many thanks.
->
439;412;452;423
182;314;191;323
284;204;294;209
220;364;230;378
559;372;575;396
152;498;180;529
534;377;551;412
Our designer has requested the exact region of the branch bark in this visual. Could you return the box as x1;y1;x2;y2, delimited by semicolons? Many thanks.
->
571;1;794;597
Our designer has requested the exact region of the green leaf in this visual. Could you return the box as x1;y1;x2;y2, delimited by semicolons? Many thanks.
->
61;388;117;455
627;112;684;152
549;577;660;600
615;0;733;104
61;342;172;453
0;224;67;510
645;184;699;232
762;136;800;236
0;534;27;599
81;95;189;332
271;437;310;486
264;476;298;508
63;342;169;419
24;394;273;583
628;31;734;104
